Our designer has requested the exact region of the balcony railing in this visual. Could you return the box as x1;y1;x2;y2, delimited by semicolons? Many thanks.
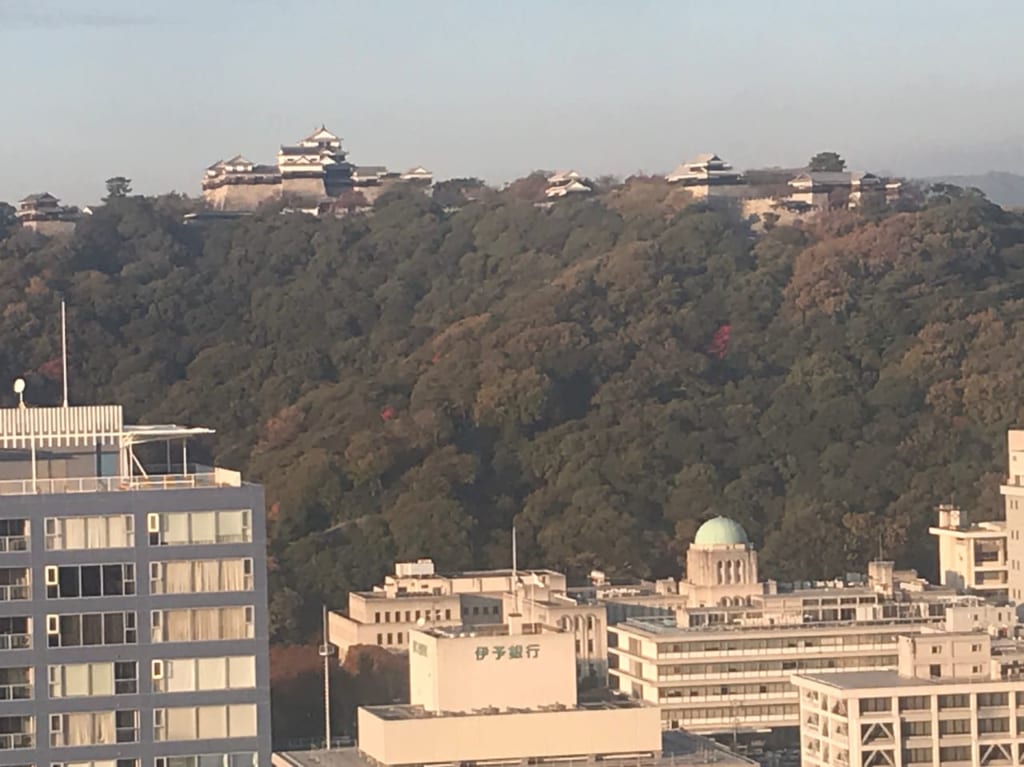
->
0;634;31;650
0;683;31;700
0;732;33;750
0;536;28;552
0;584;29;601
0;467;241;496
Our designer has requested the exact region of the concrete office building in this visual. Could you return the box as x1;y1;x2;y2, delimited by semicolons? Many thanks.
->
793;607;1023;767
931;429;1024;607
328;558;608;679
607;518;978;735
0;400;270;767
353;611;752;767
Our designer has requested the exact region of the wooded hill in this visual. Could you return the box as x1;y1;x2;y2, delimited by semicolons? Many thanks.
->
2;179;1023;642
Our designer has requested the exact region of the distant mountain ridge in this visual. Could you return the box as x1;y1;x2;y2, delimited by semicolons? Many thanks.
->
924;171;1024;208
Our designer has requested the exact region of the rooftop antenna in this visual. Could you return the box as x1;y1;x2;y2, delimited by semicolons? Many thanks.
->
13;378;25;409
60;300;69;407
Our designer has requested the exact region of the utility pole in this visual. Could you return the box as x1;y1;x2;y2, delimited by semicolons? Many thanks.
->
319;605;336;750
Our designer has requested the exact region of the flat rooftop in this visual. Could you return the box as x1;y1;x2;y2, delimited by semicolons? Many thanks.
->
796;670;929;690
618;613;950;637
417;621;559;639
277;732;755;767
364;699;645;721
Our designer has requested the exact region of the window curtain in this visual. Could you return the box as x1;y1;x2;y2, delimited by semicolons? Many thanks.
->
166;610;192;642
95;712;115;745
228;655;256;688
194;609;221;641
228;704;257;737
218;510;246;542
64;518;87;549
91;663;114;696
165;562;193;594
164;514;190;545
107;515;128;547
197;657;227;690
63;664;89;696
165;707;197;741
86;517;107;549
191;512;216;544
220;607;246;640
198;705;228;739
166;659;196;693
221;559;246;591
197;560;221;592
65;712;92;746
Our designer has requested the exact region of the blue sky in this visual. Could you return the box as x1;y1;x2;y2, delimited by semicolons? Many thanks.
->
2;0;1022;203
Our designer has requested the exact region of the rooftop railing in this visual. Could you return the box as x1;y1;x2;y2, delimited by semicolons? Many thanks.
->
0;467;241;496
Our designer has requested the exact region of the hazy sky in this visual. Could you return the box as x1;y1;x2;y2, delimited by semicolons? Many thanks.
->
2;0;1023;204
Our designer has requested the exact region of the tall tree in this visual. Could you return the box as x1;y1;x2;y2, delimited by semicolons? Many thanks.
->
104;176;132;199
807;152;847;173
0;202;15;238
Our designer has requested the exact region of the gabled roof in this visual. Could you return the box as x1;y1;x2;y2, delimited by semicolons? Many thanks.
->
303;125;340;142
692;153;721;164
789;171;881;188
548;170;582;184
206;159;226;172
19;192;59;204
225;154;253;166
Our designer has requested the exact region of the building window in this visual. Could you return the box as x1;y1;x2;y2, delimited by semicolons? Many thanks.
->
930;645;941;654
978;692;1008;707
47;612;137;647
154;753;257;767
977;717;1009;733
444;609;451;620
938;693;970;709
153;656;256;693
48;661;137;697
0;667;31;700
899;696;930;711
0;568;30;601
153;704;257;741
938;719;971;735
859;697;890;714
0;519;29;552
374;612;380;623
150;607;254;642
902;720;931;736
50;710;136;747
928;664;941;678
46;564;135;598
0;715;33;749
939;747;970;763
53;761;138;767
150;559;253;594
45;515;134;550
903;748;932;764
149;510;252;546
0;616;31;650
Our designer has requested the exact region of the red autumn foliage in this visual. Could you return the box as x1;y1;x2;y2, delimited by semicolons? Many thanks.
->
707;324;731;359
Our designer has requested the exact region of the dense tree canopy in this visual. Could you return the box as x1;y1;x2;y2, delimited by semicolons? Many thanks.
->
1;183;1022;642
808;151;847;173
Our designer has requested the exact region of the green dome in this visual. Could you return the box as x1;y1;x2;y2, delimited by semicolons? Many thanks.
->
693;516;749;546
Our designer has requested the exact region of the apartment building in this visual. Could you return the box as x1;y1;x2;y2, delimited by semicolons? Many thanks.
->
793;610;1023;767
0;402;270;767
930;506;1008;602
607;518;976;735
328;558;608;678
931;429;1024;607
